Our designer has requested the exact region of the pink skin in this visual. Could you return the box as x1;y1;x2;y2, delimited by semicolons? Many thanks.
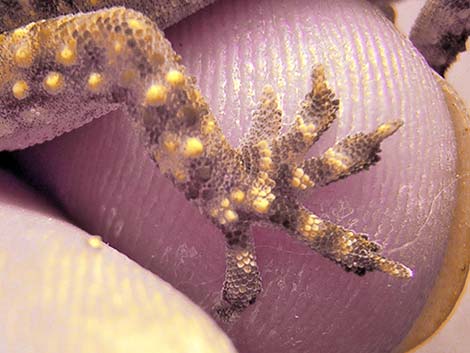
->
4;0;456;352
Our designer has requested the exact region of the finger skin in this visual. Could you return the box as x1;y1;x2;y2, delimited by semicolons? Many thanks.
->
0;169;237;353
16;0;456;352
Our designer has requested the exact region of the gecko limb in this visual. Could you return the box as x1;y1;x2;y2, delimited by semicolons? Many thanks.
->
0;6;412;323
239;85;282;176
299;120;403;189
276;65;339;163
271;202;412;278
0;0;216;33
410;0;470;76
214;224;262;322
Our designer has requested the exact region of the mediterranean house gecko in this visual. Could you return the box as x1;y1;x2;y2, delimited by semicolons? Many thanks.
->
0;0;465;321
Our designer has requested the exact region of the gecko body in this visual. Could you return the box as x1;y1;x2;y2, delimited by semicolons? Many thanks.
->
0;1;423;320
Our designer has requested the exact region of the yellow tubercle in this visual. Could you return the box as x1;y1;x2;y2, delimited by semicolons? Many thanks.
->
202;119;216;134
12;80;29;100
259;157;272;171
293;168;304;178
291;168;315;189
12;27;29;40
324;148;349;171
291;177;301;188
43;72;64;95
224;209;239;223
14;45;33;68
87;72;104;92
183;137;204;158
57;45;77;66
166;70;185;87
252;197;270;214
256;140;269;150
230;190;245;204
128;19;145;31
220;198;230;208
209;208;219;218
144;84;167;106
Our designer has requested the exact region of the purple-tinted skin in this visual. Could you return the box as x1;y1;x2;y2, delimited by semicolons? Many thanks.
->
1;0;457;352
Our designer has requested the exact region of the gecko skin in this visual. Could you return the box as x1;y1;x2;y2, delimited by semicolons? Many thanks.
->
410;0;470;76
0;3;414;320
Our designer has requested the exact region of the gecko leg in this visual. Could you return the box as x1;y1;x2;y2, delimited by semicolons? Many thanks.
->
214;224;262;322
271;201;412;278
295;120;403;189
275;65;339;163
410;0;470;76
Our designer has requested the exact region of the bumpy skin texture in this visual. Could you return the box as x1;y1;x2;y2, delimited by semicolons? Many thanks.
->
0;2;415;320
0;0;216;32
410;0;470;76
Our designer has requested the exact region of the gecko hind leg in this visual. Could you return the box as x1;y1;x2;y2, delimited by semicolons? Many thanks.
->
214;224;262;322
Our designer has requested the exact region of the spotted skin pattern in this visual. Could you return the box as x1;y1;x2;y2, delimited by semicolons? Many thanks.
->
0;2;416;321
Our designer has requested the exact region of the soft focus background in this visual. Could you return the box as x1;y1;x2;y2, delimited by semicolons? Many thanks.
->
394;1;470;352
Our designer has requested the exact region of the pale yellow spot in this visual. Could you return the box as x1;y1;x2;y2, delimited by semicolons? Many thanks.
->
166;69;185;87
293;168;304;178
14;45;33;68
376;122;397;136
224;209;239;223
57;45;76;66
144;84;167;106
220;198;230;208
230;190;245;203
183;137;204;158
209;208;219;218
87;72;104;92
87;235;103;249
43;72;64;95
12;80;29;100
202;119;216;134
256;140;269;149
252;198;270;214
12;27;29;40
128;19;144;31
325;148;349;171
259;157;272;170
291;177;301;188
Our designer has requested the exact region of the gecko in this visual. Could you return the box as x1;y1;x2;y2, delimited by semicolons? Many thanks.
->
0;0;467;321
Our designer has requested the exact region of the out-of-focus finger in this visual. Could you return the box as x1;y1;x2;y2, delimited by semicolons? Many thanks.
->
0;169;237;353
